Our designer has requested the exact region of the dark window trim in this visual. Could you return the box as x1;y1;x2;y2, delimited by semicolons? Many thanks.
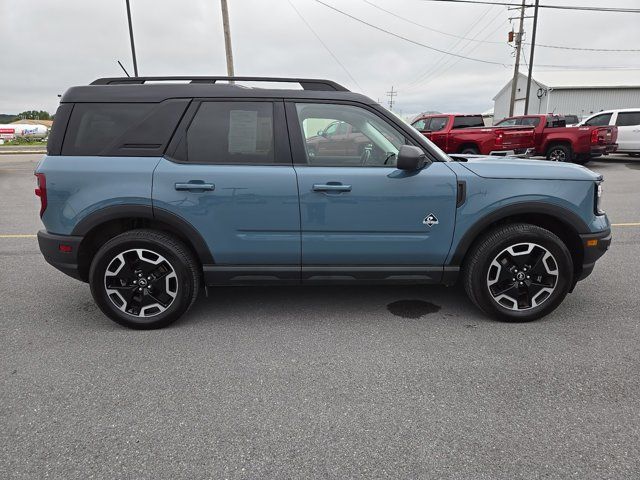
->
284;99;436;166
164;98;292;166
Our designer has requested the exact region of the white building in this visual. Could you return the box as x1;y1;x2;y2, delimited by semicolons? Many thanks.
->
492;70;640;122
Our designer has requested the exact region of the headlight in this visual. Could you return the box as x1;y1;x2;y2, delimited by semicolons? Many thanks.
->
595;182;604;215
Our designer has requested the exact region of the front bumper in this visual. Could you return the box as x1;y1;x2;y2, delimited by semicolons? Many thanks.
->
37;230;84;281
576;228;611;281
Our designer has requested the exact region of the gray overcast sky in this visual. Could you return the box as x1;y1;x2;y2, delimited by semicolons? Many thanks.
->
1;0;640;117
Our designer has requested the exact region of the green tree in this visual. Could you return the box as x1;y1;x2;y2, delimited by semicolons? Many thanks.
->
16;110;51;120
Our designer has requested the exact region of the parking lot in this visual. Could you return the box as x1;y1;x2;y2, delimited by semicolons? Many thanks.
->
1;153;639;478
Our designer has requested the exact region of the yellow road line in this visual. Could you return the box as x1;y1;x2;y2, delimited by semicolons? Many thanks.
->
611;222;640;227
0;234;37;238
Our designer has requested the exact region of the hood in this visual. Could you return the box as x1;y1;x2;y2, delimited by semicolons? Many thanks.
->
455;156;602;181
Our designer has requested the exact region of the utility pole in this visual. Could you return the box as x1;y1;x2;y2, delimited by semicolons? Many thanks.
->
220;0;235;77
524;0;540;114
386;86;397;111
125;0;139;77
508;0;526;116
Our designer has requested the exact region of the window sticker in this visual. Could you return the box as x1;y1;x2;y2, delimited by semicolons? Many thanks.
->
228;110;258;153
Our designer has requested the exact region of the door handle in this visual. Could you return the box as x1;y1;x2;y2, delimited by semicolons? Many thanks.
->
312;183;352;192
175;182;215;191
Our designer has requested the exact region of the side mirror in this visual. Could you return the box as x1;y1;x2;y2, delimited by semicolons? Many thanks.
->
396;145;429;170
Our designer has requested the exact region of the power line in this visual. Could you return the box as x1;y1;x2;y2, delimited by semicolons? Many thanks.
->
419;0;640;14
363;0;640;52
315;0;510;66
287;0;363;91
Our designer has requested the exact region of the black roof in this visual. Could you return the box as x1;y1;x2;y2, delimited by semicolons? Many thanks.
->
61;76;375;104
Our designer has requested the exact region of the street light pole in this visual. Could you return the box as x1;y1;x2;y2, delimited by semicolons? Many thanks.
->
220;0;235;78
125;0;139;77
524;0;540;114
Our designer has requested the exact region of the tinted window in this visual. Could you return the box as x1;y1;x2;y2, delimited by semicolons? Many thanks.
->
430;117;448;132
616;112;640;126
584;113;612;126
452;115;484;129
183;102;274;164
62;103;153;155
564;115;579;124
296;103;408;167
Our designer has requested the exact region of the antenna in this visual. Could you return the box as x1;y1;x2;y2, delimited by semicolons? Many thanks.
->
117;60;131;77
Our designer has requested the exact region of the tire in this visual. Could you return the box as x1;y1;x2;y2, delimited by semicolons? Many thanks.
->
460;146;480;155
573;154;590;166
546;144;571;162
89;229;200;329
463;223;573;322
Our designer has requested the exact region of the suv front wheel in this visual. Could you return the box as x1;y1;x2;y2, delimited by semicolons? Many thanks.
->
463;223;573;322
89;229;200;329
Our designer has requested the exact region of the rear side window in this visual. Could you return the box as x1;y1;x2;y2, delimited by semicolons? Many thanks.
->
521;117;540;127
584;113;612;127
616;112;640;126
179;101;275;164
62;103;153;155
452;116;484;129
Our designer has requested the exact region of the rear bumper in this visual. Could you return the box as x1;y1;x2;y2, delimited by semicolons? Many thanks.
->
590;144;618;156
37;230;84;281
576;228;611;281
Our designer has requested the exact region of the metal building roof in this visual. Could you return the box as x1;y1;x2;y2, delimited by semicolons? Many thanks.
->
529;70;640;89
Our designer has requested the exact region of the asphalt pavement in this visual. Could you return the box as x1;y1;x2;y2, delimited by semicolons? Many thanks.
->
1;154;639;479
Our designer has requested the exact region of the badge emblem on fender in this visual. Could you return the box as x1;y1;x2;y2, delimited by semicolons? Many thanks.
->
423;213;439;227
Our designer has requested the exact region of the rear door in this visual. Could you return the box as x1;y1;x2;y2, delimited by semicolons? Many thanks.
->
152;99;300;280
614;111;640;152
286;101;458;282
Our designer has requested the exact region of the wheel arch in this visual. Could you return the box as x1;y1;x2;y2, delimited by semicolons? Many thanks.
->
458;142;480;153
544;139;572;156
72;205;213;282
451;202;587;278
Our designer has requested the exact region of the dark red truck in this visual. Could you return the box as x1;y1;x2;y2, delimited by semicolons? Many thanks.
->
495;114;618;164
410;114;535;156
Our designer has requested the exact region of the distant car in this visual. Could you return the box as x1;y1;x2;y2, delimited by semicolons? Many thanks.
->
579;109;640;157
495;114;618;164
563;114;579;126
410;113;535;156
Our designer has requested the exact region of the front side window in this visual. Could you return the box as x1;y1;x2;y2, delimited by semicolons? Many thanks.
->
429;117;449;132
616;112;640;127
412;118;428;131
181;101;274;164
584;113;612;127
296;103;407;167
521;117;541;127
495;118;518;126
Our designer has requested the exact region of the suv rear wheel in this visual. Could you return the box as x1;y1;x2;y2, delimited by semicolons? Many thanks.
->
463;223;573;322
89;229;200;329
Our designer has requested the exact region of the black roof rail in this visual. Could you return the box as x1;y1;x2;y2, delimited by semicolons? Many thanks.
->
90;76;349;92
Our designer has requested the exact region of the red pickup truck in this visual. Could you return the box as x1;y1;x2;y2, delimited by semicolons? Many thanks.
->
410;114;535;156
494;114;618;164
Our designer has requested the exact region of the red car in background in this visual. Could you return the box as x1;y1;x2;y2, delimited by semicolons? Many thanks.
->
410;113;535;156
494;115;618;164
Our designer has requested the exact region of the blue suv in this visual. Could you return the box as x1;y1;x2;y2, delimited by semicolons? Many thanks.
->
36;77;611;329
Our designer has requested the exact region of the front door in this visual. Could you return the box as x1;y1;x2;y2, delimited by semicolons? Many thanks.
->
153;100;300;281
287;101;458;282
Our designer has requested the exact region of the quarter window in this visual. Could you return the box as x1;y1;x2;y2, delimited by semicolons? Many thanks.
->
180;101;275;164
295;103;408;167
616;112;640;127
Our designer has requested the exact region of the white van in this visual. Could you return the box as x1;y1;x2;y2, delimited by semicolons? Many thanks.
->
580;109;640;157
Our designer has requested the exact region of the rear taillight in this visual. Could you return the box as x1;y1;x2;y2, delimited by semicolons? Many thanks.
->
34;173;47;217
590;128;606;145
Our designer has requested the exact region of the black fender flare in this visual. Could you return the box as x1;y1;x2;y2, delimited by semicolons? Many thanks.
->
449;201;589;266
71;204;214;264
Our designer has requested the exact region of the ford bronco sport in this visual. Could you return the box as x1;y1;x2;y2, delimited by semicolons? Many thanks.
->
36;77;611;329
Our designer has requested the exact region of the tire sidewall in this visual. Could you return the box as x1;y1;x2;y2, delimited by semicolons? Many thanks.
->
547;145;570;162
471;229;573;322
89;236;195;329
